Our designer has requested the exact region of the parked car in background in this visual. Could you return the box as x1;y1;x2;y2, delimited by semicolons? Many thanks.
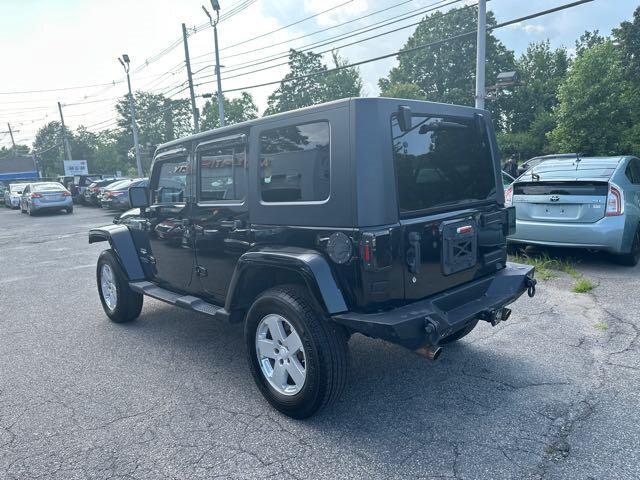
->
84;178;122;206
506;156;640;265
70;174;103;204
20;182;73;215
57;176;75;191
517;153;578;177
101;178;148;210
502;171;515;189
4;182;28;209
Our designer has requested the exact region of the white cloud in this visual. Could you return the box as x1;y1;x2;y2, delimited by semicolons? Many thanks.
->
303;0;369;27
506;22;546;34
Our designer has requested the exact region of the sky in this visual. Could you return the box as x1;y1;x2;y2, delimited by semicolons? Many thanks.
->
0;0;637;149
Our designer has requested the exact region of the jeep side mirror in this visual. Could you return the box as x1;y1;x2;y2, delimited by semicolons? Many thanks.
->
129;186;150;208
397;105;412;132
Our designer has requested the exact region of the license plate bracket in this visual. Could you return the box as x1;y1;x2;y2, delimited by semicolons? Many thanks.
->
442;219;477;275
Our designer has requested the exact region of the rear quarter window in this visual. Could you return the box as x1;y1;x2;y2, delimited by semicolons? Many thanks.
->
259;121;330;203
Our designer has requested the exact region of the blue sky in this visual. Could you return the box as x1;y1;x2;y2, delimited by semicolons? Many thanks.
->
0;0;637;146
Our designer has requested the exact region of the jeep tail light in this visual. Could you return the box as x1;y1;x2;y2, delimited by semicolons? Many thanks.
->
606;183;624;216
504;185;513;207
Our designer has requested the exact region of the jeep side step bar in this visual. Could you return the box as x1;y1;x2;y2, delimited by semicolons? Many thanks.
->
129;281;230;322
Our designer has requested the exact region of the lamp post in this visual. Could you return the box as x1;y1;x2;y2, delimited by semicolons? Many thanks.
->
118;54;143;176
202;0;226;127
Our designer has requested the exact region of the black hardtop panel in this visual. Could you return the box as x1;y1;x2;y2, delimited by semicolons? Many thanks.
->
350;97;498;227
155;98;353;155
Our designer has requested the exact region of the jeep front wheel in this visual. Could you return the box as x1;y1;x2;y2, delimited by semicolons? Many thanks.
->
96;249;143;323
244;286;349;419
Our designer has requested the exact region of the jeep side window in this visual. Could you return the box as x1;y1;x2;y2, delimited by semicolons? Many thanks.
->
199;144;247;201
259;121;330;203
153;159;189;204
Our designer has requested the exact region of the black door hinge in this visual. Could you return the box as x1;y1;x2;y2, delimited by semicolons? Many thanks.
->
195;265;208;277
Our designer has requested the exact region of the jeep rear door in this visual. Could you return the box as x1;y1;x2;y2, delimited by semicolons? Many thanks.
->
391;114;506;300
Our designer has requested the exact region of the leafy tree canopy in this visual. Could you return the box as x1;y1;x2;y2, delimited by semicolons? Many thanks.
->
201;91;258;130
265;49;362;115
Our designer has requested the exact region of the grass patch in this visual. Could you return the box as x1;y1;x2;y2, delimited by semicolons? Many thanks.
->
509;250;596;293
593;322;609;331
572;278;595;293
509;251;571;281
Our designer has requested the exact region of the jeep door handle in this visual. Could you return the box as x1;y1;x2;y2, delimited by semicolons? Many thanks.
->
407;232;421;274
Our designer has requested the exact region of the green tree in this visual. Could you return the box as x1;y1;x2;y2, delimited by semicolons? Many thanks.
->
613;6;640;155
265;49;362;115
33;121;66;177
575;30;605;57
504;41;569;132
379;6;515;113
200;91;259;130
549;40;630;155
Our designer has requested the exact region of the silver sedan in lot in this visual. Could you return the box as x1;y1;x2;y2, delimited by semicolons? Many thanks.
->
4;182;28;209
506;156;640;265
20;182;74;215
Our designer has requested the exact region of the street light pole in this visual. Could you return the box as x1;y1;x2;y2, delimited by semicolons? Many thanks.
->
119;54;143;176
203;1;225;127
474;0;487;110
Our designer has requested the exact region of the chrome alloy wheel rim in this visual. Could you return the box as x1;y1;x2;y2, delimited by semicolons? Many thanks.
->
100;264;118;311
255;314;307;396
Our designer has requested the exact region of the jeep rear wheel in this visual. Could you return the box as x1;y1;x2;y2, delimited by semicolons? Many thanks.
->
97;249;143;323
244;286;349;419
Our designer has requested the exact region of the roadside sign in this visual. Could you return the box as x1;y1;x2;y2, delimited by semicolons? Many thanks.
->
63;160;88;176
116;170;122;177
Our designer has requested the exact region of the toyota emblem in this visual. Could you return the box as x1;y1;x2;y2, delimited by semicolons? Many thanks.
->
550;195;560;202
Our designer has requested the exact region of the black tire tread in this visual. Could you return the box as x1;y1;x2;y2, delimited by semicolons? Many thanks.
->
247;285;349;418
97;249;143;323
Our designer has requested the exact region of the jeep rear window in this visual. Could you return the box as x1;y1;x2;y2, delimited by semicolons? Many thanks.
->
391;115;496;214
259;121;330;203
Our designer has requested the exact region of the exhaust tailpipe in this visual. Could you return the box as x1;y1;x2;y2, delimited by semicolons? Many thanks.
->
415;345;443;361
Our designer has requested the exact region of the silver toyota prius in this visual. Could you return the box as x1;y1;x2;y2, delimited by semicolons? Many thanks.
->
506;156;640;265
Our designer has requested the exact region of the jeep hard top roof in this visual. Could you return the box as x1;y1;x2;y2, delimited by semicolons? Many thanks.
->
156;97;488;153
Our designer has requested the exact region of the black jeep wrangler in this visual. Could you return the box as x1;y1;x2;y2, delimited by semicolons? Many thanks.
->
90;98;536;418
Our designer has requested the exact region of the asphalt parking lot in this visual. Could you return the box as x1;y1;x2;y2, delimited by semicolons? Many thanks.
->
0;205;638;480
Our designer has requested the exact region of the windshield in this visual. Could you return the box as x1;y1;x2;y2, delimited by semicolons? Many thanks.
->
10;184;27;193
391;115;496;214
33;183;66;192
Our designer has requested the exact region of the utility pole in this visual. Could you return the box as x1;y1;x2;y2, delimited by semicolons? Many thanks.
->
118;54;143;176
202;0;225;127
474;0;487;110
182;23;200;133
57;102;72;160
6;123;17;151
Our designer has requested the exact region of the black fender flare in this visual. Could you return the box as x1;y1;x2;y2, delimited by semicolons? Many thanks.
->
225;247;348;315
89;225;145;281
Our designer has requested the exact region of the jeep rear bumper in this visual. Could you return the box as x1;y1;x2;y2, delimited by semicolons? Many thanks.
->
332;262;535;349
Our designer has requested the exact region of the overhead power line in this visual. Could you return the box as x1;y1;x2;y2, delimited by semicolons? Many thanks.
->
192;0;444;65
218;0;595;94
213;0;468;81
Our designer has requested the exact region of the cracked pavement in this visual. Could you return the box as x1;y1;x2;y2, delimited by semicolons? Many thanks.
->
0;205;638;479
